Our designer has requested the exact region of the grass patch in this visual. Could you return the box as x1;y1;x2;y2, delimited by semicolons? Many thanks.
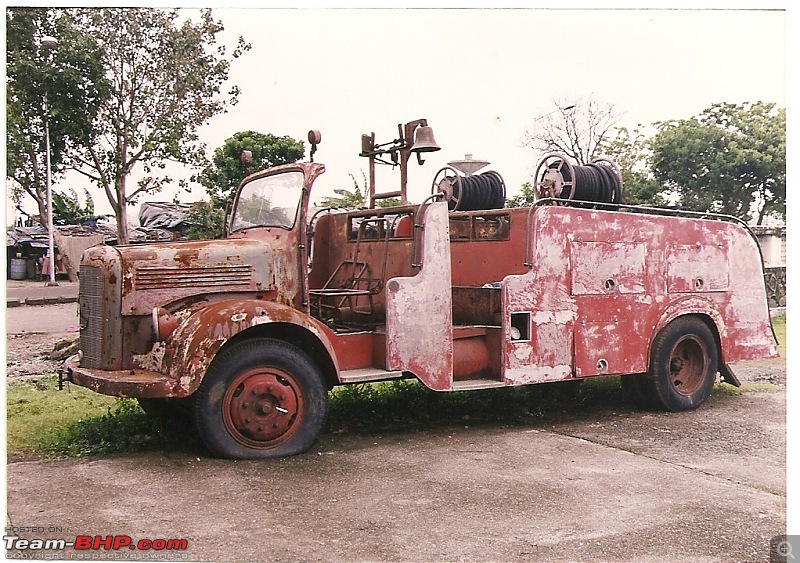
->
8;375;629;459
6;375;197;459
326;377;627;434
712;380;784;396
772;314;786;358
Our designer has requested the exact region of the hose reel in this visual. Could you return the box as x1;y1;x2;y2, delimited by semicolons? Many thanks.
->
432;167;507;211
534;152;623;206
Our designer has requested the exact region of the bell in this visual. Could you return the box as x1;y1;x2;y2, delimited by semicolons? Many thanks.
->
410;126;441;153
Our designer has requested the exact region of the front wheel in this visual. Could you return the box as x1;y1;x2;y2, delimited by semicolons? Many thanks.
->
194;338;328;459
645;317;719;412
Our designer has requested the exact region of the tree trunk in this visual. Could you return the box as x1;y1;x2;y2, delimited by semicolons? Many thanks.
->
756;205;767;226
36;197;48;229
115;176;129;245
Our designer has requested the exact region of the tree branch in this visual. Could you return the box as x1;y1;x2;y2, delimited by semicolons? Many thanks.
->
88;144;118;210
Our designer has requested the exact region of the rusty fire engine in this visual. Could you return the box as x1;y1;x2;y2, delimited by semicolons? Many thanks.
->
62;119;779;459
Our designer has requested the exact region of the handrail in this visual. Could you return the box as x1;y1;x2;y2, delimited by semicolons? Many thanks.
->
412;194;444;269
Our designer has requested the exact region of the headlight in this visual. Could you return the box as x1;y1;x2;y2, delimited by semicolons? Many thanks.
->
152;307;178;341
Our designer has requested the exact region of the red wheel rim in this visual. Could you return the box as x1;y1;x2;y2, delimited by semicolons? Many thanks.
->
668;336;709;396
223;367;304;449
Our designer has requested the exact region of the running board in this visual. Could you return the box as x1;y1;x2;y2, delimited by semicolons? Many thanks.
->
339;368;406;384
451;379;506;391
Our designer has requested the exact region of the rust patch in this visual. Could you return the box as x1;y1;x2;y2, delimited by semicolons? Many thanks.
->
162;299;339;396
174;248;200;268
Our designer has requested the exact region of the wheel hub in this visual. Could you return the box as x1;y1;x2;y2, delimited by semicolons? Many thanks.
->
225;369;302;445
669;338;706;395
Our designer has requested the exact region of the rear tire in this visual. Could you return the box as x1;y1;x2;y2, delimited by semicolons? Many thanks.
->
194;338;328;459
644;317;718;412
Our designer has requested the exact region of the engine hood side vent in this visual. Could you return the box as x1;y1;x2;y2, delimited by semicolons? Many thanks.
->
134;265;253;290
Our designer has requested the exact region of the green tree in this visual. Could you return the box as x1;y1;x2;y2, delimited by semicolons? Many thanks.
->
650;102;785;224
505;182;535;208
317;187;365;209
67;8;250;244
183;200;226;240
5;7;108;225
315;171;403;209
600;126;665;206
197;130;305;207
52;188;103;225
316;172;368;209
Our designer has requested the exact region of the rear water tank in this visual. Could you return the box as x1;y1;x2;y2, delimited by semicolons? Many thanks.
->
452;336;491;381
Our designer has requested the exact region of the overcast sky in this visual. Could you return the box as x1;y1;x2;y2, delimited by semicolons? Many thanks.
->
203;6;787;206
4;4;790;223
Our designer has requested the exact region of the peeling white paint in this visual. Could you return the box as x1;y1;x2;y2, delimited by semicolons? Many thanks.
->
506;365;572;384
530;309;577;325
512;345;530;362
250;315;272;326
179;375;194;392
132;341;166;372
385;202;453;390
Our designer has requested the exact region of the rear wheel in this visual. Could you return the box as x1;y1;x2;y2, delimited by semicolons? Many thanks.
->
194;338;328;459
645;317;718;412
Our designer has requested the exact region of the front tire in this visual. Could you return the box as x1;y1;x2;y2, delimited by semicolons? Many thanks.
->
194;338;328;459
645;317;718;412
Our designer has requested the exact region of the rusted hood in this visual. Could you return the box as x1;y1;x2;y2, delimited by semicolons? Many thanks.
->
115;238;275;315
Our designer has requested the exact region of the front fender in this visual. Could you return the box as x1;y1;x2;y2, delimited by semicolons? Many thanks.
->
164;299;339;395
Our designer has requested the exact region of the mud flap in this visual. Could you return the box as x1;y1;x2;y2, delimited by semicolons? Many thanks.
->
719;362;742;387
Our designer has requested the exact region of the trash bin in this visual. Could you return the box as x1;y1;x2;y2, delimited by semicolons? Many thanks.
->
9;257;27;280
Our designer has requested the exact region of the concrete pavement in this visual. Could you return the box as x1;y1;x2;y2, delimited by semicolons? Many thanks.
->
6;387;787;563
4;279;78;307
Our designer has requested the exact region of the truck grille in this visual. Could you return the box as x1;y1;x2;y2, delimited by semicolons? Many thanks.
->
79;265;104;368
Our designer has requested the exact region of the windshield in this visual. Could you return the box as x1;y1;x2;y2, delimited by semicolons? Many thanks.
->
230;171;303;231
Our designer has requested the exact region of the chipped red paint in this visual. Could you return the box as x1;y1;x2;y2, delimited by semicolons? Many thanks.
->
320;329;383;371
503;205;777;384
118;238;268;315
64;359;179;398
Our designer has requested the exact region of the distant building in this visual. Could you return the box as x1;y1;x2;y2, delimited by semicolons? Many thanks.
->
751;226;786;267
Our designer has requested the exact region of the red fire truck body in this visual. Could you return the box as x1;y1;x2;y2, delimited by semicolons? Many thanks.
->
63;127;778;459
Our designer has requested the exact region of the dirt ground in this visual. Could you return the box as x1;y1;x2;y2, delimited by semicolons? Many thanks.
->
4;303;80;380
4;304;789;562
